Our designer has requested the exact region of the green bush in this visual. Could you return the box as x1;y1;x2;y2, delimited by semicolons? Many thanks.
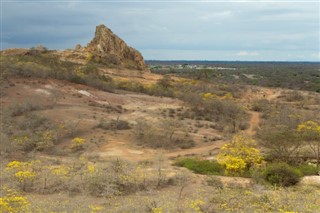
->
262;163;302;187
297;164;319;176
174;158;223;175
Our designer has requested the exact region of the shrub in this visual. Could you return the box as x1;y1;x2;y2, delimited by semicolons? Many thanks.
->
297;164;319;176
8;101;45;117
174;158;223;175
96;119;130;131
285;90;304;102
206;176;224;189
251;99;270;112
175;138;195;149
217;134;263;175
262;163;302;187
0;189;31;212
70;137;86;151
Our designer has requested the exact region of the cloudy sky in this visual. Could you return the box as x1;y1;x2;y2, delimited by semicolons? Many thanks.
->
1;0;319;61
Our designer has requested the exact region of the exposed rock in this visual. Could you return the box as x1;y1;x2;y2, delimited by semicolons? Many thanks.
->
85;25;146;70
75;44;82;50
33;44;48;52
1;24;147;71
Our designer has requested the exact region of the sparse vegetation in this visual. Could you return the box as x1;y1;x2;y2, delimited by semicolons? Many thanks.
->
133;119;195;149
1;48;319;212
96;118;130;131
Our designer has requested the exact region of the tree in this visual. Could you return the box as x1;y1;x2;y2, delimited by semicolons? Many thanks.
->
297;120;320;167
217;134;263;174
258;125;301;164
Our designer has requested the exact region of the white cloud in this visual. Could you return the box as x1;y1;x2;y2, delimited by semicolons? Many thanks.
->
236;51;259;57
2;1;319;61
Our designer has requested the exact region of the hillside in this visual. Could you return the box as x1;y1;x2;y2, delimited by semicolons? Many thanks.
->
1;25;320;213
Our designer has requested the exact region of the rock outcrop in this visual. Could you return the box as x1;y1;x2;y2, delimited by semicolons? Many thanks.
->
85;25;146;70
1;24;147;71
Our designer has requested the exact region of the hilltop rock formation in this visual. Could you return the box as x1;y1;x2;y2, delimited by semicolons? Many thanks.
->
1;24;147;71
85;25;146;70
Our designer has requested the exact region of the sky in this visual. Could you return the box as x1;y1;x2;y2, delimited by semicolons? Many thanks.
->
1;0;319;61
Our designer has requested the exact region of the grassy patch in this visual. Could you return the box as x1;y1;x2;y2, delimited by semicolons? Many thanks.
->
174;158;224;175
297;164;319;176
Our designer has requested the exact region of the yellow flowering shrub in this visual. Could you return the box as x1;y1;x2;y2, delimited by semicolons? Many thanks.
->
0;188;31;213
202;92;217;101
190;199;204;213
88;205;104;213
87;165;95;174
297;120;320;133
70;137;86;151
49;165;70;177
14;171;36;182
35;130;54;150
152;207;163;213
222;92;233;100
222;156;247;174
217;134;263;174
6;161;36;183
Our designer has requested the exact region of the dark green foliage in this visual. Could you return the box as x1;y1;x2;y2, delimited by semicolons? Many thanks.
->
262;163;302;187
174;158;223;175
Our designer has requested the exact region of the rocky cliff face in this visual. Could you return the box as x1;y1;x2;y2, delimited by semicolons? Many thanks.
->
85;25;146;70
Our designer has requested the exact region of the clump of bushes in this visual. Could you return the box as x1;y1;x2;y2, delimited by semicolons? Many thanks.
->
174;158;223;175
96;119;130;131
251;99;271;112
133;119;195;149
8;101;46;117
0;112;71;154
262;163;302;187
285;90;304;102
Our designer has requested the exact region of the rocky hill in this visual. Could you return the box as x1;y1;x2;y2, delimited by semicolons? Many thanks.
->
1;24;146;71
85;25;145;70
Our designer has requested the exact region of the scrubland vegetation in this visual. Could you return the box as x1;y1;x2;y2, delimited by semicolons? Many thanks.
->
1;50;320;212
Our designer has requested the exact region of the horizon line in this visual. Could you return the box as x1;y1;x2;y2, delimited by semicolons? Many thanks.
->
145;59;320;63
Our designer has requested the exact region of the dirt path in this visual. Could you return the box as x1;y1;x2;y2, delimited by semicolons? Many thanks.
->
166;142;223;158
96;135;224;161
244;87;282;137
246;111;260;136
